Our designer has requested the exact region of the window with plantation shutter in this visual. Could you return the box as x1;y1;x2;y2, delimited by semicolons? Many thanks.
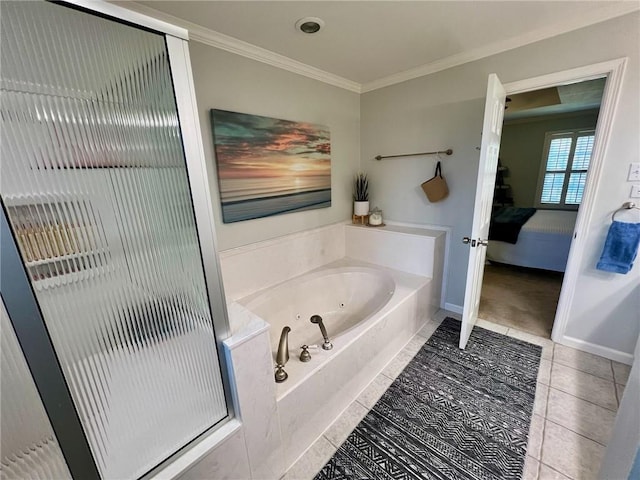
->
535;129;595;209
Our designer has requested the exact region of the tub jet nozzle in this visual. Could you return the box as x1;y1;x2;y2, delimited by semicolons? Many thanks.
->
310;315;333;350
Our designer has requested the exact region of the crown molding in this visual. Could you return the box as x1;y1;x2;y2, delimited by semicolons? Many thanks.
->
189;30;362;93
360;2;639;93
118;1;638;95
115;2;361;93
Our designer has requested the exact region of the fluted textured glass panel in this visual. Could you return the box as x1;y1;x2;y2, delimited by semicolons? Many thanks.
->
0;300;72;480
0;2;227;479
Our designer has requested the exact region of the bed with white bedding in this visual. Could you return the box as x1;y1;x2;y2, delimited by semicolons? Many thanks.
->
487;209;577;272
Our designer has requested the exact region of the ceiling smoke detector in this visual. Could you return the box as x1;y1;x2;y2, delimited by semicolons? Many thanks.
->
295;17;324;34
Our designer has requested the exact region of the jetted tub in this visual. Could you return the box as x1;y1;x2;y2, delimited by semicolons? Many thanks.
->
237;257;436;468
242;265;395;359
219;224;445;474
238;256;434;392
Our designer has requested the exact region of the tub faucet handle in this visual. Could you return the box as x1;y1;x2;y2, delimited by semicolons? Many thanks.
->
299;345;312;362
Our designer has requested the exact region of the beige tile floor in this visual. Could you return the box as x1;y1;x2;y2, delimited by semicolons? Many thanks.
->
281;310;630;480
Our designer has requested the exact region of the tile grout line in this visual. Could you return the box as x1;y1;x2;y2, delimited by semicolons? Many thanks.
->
538;346;610;479
552;359;616;382
322;433;341;450
549;349;619;413
610;360;622;406
310;435;341;480
538;461;574;480
536;344;554;479
546;384;619;413
543;417;611;448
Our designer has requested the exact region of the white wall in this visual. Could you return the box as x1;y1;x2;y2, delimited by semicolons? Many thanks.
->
361;12;640;357
500;110;599;207
189;43;360;251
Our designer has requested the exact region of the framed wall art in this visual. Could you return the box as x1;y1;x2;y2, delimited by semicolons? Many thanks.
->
210;109;331;223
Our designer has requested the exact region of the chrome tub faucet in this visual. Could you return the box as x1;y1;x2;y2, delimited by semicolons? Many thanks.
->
275;326;291;383
310;315;332;350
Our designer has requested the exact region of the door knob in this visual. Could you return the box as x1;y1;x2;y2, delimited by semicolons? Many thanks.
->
463;237;488;247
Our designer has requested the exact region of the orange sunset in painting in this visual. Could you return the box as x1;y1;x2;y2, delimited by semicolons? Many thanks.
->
211;110;331;223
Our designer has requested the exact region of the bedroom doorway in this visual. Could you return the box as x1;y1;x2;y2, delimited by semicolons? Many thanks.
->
461;59;626;348
478;77;606;338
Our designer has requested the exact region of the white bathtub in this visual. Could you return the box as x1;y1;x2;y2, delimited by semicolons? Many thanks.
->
179;224;445;479
242;266;395;359
237;257;438;469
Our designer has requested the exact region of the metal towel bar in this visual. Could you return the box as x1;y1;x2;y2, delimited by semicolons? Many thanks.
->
612;201;640;221
375;149;453;161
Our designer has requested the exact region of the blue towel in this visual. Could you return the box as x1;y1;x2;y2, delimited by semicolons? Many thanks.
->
596;221;640;274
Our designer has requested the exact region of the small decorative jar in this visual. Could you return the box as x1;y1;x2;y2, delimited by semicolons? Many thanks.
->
369;208;383;226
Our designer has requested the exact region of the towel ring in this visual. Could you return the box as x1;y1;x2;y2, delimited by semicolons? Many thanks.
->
612;201;640;221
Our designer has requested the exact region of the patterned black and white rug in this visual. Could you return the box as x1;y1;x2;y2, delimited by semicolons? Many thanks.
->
315;317;541;480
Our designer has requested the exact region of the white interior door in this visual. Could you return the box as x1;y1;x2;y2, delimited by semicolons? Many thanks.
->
459;74;506;349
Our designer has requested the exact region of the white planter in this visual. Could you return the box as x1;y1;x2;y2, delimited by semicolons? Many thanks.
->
354;201;369;216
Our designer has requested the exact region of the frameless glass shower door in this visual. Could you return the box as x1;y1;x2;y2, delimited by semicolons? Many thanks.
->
0;2;229;478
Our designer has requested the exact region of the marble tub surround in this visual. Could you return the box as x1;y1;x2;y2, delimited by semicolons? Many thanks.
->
222;304;286;480
177;423;251;480
345;224;446;295
232;257;436;469
219;222;346;302
213;222;444;478
219;221;446;305
226;301;271;338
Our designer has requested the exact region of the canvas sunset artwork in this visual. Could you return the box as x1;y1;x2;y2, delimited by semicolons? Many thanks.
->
210;110;331;223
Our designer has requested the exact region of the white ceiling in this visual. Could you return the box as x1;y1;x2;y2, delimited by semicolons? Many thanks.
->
504;77;606;120
126;1;638;92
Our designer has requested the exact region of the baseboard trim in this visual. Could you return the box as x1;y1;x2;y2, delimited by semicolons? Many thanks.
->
444;303;463;315
558;335;634;365
440;303;634;365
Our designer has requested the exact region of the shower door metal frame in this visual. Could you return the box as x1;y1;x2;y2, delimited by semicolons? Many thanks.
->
1;203;101;480
1;0;234;477
163;22;236;430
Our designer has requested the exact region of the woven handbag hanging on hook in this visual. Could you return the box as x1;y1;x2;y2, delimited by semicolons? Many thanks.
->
421;161;449;202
